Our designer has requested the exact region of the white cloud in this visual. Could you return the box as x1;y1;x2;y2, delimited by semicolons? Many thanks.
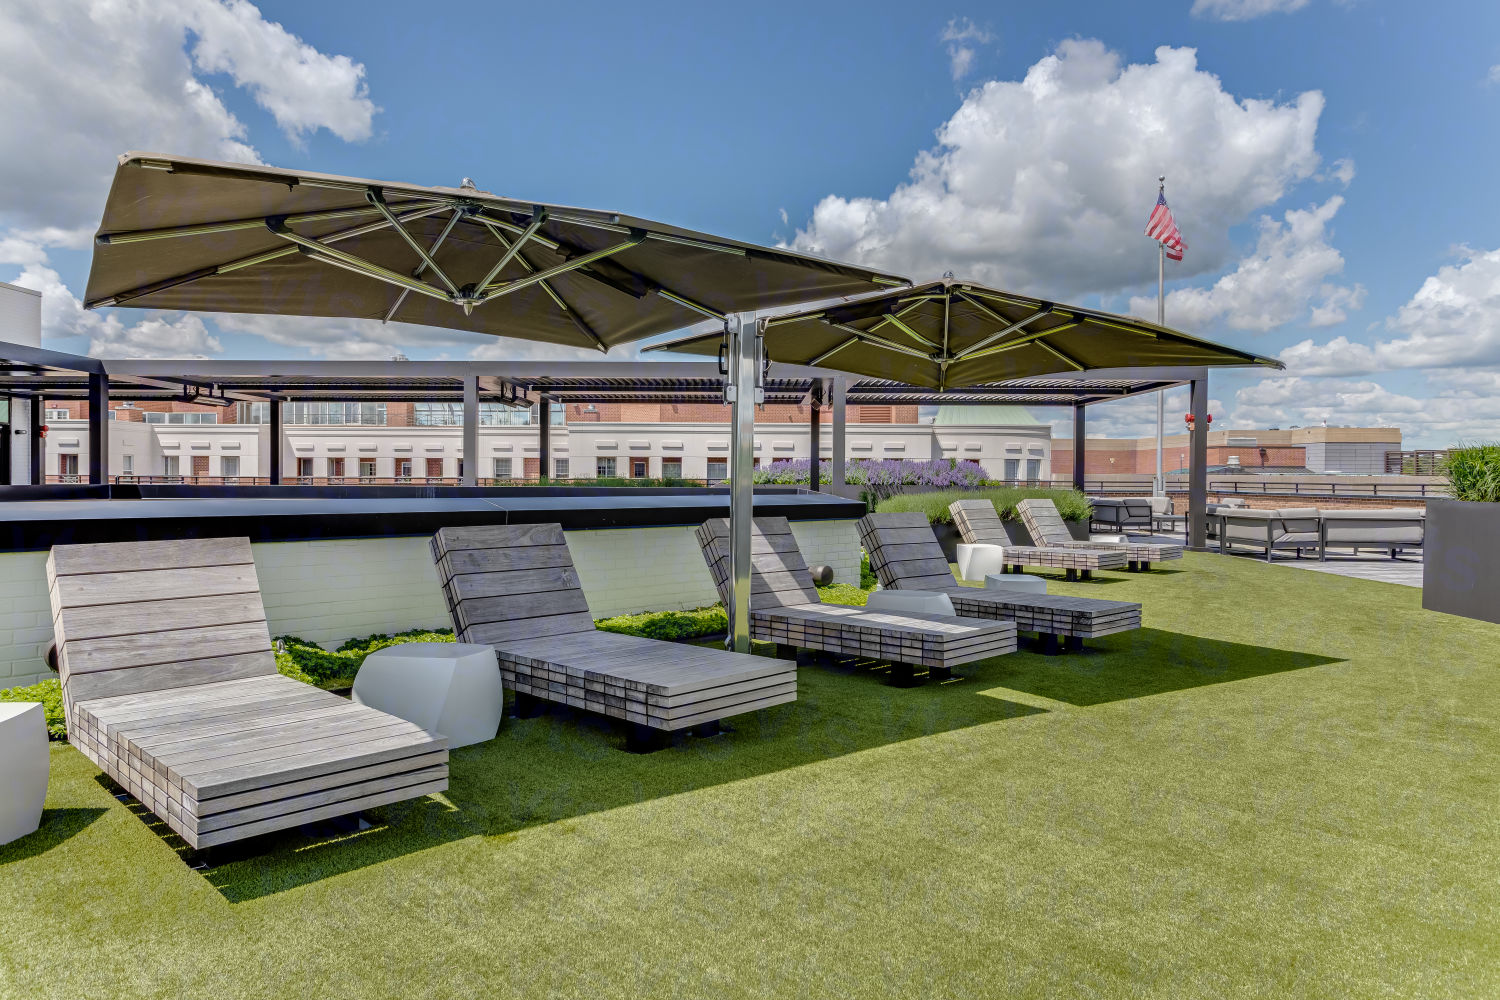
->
185;0;377;145
210;312;486;360
1066;387;1228;440
1317;157;1355;187
1130;196;1364;331
0;0;376;236
788;41;1325;300
1279;246;1500;374
1488;64;1500;86
1230;372;1500;447
940;18;993;82
1191;0;1311;21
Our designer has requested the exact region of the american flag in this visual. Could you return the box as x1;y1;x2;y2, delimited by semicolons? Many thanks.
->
1145;191;1186;261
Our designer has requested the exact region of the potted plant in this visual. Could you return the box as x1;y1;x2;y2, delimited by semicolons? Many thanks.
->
1423;443;1500;624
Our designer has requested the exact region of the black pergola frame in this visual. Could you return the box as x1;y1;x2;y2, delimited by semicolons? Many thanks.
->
0;342;1213;548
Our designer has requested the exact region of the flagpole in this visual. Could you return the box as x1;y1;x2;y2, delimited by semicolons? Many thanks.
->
1154;175;1166;497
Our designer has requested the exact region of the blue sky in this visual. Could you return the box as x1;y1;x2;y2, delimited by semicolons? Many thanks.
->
3;0;1499;445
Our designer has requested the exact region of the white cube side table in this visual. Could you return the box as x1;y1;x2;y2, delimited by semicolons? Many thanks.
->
983;573;1048;595
865;590;956;617
956;543;1007;582
0;702;48;846
352;642;503;749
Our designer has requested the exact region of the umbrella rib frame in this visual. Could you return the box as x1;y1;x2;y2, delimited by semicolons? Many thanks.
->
381;208;465;323
475;220;607;352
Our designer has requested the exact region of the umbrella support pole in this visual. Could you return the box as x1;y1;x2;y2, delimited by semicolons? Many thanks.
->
725;314;762;654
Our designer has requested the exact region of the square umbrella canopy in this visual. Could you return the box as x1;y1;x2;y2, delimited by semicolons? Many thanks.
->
84;153;909;352
645;278;1283;383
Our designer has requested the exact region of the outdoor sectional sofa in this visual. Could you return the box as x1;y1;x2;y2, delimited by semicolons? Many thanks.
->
1214;507;1425;561
47;537;450;853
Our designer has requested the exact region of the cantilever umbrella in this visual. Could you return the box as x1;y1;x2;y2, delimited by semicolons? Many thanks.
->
645;277;1283;383
84;153;907;351
84;152;910;655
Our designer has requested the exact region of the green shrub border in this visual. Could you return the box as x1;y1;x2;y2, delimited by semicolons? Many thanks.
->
875;487;1092;525
0;678;66;740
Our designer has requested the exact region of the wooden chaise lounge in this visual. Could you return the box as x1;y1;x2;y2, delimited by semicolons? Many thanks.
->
47;537;449;853
1015;498;1184;571
431;524;796;751
857;512;1142;653
695;517;1016;685
949;499;1126;579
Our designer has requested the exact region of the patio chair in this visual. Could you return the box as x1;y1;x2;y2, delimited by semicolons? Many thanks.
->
949;499;1127;580
431;523;796;751
47;537;449;853
1015;498;1184;571
695;517;1016;685
856;512;1142;653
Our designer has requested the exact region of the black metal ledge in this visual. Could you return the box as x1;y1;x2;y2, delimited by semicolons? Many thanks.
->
0;490;866;552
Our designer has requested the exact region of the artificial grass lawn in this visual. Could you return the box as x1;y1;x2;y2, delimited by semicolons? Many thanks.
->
4;554;1498;998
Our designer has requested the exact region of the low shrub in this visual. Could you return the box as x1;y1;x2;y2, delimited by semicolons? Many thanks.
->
876;487;1092;524
274;628;455;688
1442;443;1500;503
753;458;990;501
0;678;66;740
596;605;727;640
859;551;878;589
817;583;871;606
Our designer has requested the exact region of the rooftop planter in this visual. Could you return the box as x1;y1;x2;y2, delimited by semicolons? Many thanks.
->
1424;444;1500;624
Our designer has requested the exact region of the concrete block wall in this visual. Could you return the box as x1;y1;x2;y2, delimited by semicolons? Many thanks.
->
0;518;863;689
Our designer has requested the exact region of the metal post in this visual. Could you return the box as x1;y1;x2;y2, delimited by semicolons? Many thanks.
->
462;376;479;487
268;398;283;485
808;382;821;493
1189;377;1209;551
29;396;42;485
1072;403;1086;495
831;376;847;495
1154;176;1167;495
537;393;552;482
727;313;761;653
87;372;109;485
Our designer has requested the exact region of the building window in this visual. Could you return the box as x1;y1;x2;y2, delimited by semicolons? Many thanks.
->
1004;459;1020;482
493;457;513;479
249;402;385;425
707;458;727;480
395;458;412;479
661;458;682;480
327;457;345;478
220;456;239;478
121;454;134;475
631;458;648;478
45;408;70;421
596;457;616;478
163;455;179;477
553;458;569;479
359;458;377;478
413;402;535;426
58;454;79;477
425;457;444;478
1026;459;1041;482
143;411;218;424
296;457;314;478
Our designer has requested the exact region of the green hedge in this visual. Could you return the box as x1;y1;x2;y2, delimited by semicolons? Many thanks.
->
1442;443;1500;503
876;487;1092;525
274;628;456;688
0;678;66;740
596;605;727;640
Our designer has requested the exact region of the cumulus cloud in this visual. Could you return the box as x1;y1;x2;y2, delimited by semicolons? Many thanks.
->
1318;157;1355;187
0;1;381;355
1129;196;1364;331
1191;0;1311;21
1488;64;1500;86
787;41;1325;300
209;312;486;361
940;18;994;82
1230;372;1500;446
1279;246;1500;374
0;0;375;235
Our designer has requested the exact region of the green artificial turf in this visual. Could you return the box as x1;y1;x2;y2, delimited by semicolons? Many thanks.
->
4;554;1498;998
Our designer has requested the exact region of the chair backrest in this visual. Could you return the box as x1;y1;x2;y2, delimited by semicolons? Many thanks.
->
1015;498;1074;547
47;537;276;715
948;499;1008;544
856;512;958;590
431;523;595;646
696;517;822;610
